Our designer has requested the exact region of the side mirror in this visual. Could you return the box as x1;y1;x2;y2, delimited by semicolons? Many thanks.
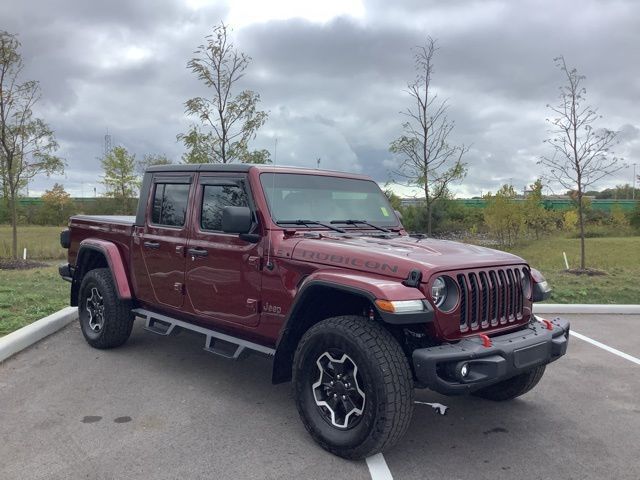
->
222;206;252;234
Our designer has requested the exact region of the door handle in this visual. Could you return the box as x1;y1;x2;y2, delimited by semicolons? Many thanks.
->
143;241;160;249
187;247;208;257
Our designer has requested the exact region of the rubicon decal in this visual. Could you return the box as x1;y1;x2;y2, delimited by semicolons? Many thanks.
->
296;249;399;273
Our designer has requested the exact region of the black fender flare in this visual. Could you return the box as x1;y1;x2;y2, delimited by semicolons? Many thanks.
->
271;279;433;384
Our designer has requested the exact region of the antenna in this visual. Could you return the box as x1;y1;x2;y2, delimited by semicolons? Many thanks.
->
265;137;278;270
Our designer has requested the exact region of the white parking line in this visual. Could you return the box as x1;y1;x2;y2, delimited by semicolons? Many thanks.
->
366;453;393;480
570;331;640;365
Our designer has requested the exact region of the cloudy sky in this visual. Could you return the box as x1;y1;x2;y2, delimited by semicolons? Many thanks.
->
4;0;639;197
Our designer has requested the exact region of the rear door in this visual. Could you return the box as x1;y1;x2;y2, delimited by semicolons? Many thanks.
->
184;173;262;327
137;174;193;308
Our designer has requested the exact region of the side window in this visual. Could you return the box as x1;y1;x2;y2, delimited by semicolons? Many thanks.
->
201;184;248;231
151;183;190;227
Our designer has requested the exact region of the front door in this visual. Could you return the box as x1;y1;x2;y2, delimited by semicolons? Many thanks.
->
138;174;193;309
185;174;262;327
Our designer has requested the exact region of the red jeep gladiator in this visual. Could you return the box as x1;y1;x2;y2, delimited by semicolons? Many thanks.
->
59;164;569;459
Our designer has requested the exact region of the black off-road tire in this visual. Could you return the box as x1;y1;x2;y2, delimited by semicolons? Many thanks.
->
292;316;414;459
472;365;546;401
78;268;134;349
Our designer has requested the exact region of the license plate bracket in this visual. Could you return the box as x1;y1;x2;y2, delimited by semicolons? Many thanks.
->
513;342;549;369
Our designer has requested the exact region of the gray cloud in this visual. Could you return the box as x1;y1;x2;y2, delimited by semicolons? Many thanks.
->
3;0;638;197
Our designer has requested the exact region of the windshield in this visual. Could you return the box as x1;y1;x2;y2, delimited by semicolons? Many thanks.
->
259;173;400;228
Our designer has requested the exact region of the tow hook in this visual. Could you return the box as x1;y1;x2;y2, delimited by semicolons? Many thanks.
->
542;319;553;330
478;333;492;348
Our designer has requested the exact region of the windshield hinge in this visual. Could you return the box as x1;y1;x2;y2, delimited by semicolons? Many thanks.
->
402;269;422;288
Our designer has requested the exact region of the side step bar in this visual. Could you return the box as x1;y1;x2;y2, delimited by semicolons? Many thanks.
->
132;308;275;360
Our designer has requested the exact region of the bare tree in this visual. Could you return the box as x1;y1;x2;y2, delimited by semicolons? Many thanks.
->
0;31;63;259
539;56;623;270
390;37;468;235
178;22;268;164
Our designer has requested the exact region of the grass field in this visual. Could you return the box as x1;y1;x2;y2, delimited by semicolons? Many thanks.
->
0;263;70;336
507;236;640;304
0;225;67;260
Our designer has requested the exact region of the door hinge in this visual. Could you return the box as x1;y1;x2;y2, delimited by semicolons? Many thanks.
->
246;298;258;312
248;256;261;270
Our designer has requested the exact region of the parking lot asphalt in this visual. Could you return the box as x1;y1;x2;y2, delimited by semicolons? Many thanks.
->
1;313;638;480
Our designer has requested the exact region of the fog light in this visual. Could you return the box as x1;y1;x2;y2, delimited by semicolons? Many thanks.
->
460;363;469;377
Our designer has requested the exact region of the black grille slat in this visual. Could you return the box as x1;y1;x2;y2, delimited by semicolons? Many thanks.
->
489;271;499;325
506;269;515;321
479;272;489;326
498;270;507;324
469;273;479;328
458;274;468;330
514;269;522;318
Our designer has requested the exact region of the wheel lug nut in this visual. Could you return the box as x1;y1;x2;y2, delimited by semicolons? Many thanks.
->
342;395;346;400
333;393;337;398
330;381;334;386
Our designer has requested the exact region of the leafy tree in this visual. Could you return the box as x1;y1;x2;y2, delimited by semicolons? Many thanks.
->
40;182;72;225
523;179;552;239
390;37;468;236
539;56;623;270
137;153;172;175
0;31;63;258
384;189;402;211
594;184;638;200
609;204;629;229
483;185;523;247
101;146;138;214
178;22;268;164
240;148;271;164
563;209;578;231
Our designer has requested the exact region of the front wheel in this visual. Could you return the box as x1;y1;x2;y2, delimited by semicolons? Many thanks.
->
78;268;134;349
292;316;414;459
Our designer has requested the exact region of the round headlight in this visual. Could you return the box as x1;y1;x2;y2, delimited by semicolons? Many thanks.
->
431;276;447;307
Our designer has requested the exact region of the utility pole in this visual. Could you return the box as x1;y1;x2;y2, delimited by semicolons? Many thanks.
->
317;157;321;169
104;131;112;157
633;163;637;200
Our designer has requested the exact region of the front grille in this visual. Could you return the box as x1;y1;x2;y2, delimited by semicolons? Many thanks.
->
457;267;529;332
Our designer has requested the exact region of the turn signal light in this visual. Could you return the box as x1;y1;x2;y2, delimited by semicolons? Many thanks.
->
374;299;426;313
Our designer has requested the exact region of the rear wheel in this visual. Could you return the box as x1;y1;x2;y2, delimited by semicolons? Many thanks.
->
472;365;546;401
78;268;134;349
292;316;414;459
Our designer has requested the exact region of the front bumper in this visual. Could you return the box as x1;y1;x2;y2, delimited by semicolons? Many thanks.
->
413;317;570;395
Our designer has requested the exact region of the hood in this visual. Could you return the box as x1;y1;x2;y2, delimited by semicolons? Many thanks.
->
289;234;526;281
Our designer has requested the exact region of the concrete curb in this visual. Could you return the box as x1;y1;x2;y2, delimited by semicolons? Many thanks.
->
0;306;77;363
533;304;640;314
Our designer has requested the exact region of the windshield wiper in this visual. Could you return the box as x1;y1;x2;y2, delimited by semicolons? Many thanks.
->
330;219;391;233
277;219;346;233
